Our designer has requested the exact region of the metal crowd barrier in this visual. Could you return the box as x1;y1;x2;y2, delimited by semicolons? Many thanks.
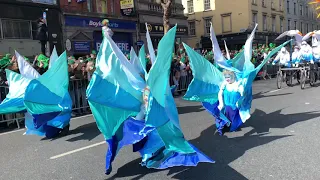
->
0;66;279;129
0;79;91;129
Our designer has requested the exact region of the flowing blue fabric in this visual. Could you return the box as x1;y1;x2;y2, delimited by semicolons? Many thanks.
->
87;25;214;175
24;52;72;137
184;28;292;134
0;70;31;114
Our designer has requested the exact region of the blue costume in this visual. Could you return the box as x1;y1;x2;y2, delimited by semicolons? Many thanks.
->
86;25;213;175
0;50;72;138
183;23;291;135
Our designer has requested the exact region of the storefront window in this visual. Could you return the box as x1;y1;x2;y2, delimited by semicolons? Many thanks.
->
1;19;32;39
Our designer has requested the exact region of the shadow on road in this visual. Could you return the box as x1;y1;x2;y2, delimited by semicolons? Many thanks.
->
253;92;293;100
106;125;290;180
243;108;320;135
106;106;320;179
65;121;100;142
177;105;205;114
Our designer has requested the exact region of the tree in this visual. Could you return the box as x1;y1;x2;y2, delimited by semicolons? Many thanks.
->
156;0;173;34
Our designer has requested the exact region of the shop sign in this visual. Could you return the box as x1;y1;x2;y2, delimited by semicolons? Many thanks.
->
65;16;136;30
74;41;91;53
140;23;188;35
120;0;135;16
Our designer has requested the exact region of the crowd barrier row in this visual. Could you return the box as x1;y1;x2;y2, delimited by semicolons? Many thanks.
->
0;65;278;129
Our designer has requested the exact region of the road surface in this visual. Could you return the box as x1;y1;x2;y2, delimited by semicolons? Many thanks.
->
1;79;320;180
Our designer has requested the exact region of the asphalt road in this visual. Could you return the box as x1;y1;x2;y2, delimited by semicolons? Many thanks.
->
1;79;320;180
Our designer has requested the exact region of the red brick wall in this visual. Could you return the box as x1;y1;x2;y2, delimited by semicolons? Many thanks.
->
60;0;121;16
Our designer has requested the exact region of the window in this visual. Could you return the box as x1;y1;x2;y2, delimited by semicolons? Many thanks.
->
252;0;257;5
263;15;267;31
188;21;195;35
262;0;266;7
312;24;314;31
300;22;303;33
87;0;92;12
288;20;290;30
300;5;303;16
294;21;297;29
307;23;309;32
271;0;275;9
306;6;308;17
204;18;211;35
294;3;296;15
204;0;210;10
287;0;290;13
279;0;282;10
221;13;232;33
2;19;32;39
272;16;276;32
187;0;194;13
252;13;257;25
97;0;108;14
280;18;284;32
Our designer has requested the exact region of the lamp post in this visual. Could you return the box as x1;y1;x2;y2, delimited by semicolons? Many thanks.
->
43;9;50;56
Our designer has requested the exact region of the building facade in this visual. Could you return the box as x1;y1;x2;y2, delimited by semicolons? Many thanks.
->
136;0;188;50
60;0;137;55
0;0;63;56
183;0;319;50
286;0;319;34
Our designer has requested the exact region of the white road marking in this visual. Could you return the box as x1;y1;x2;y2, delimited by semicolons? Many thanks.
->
0;129;25;136
0;114;93;136
267;89;281;93
305;102;310;105
50;141;105;160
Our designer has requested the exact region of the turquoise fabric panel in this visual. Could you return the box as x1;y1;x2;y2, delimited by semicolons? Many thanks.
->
88;101;137;139
86;73;141;112
0;70;31;114
146;26;177;107
37;52;69;98
139;45;147;75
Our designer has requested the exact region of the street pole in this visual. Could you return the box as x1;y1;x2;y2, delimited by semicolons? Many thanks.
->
43;9;50;57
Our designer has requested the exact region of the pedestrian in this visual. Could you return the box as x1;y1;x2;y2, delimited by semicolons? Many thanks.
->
36;17;48;55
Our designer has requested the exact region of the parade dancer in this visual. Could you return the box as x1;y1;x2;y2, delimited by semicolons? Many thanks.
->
102;19;113;38
0;50;72;138
300;41;314;63
272;47;291;67
292;46;302;67
183;23;291;135
86;25;213;175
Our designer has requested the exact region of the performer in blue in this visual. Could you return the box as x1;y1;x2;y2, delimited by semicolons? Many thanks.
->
182;23;291;135
0;50;72;138
86;25;213;175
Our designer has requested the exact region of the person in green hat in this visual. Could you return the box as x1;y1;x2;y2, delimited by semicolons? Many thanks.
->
0;56;11;69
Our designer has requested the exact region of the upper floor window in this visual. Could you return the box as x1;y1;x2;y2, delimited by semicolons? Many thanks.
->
204;18;211;35
204;0;210;10
287;0;290;13
187;0;194;13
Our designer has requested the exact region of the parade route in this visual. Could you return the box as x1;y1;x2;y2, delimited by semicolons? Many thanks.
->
2;79;320;180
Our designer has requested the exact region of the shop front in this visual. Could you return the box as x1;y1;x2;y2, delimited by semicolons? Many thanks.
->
139;23;188;51
0;0;63;56
201;32;284;51
64;15;136;55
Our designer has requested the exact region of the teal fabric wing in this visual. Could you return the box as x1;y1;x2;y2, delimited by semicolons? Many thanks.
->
139;45;147;75
210;23;240;73
24;52;71;114
237;40;292;122
145;26;196;154
183;43;224;104
130;47;145;75
0;70;31;114
146;26;177;107
86;36;143;139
